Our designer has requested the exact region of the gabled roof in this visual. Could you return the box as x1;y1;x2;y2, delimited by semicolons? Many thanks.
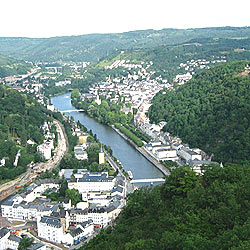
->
0;227;9;239
40;216;61;228
80;219;93;228
112;186;123;193
70;227;84;237
1;200;14;206
8;234;22;243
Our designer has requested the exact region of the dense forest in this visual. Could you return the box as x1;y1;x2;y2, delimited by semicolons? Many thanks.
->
148;61;250;163
0;85;49;181
82;163;250;250
0;53;32;78
1;27;250;62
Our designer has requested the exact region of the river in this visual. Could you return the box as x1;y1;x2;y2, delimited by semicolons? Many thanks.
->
51;93;164;180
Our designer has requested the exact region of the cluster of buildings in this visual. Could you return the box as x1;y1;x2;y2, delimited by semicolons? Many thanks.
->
40;61;89;78
144;132;217;173
37;122;55;160
55;80;71;87
72;126;89;161
79;58;218;174
0;227;46;250
174;57;227;84
88;79;170;112
1;168;126;246
178;57;227;72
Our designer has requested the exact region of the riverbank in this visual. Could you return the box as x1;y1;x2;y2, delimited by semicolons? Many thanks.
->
52;93;164;180
112;125;169;176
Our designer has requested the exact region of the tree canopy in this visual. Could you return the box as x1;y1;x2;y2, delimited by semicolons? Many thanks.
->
81;163;250;250
0;85;49;181
149;61;250;163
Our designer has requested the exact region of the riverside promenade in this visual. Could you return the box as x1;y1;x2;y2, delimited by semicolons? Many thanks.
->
111;125;169;176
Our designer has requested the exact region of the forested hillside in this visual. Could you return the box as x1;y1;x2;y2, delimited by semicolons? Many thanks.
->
0;54;32;78
148;61;250;163
82;163;250;250
97;37;250;82
1;27;250;62
0;85;49;181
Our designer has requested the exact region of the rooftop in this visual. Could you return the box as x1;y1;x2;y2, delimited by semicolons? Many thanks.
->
8;234;22;243
27;243;46;250
0;227;9;239
40;216;61;228
70;227;84;237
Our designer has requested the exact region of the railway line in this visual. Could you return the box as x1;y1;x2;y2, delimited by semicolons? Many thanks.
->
0;119;68;202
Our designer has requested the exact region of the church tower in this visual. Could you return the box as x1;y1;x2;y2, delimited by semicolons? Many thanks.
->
99;146;105;164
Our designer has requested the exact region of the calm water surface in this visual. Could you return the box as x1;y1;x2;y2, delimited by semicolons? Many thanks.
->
51;93;163;180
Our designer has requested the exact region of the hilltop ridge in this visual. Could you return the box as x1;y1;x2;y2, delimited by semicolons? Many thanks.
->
1;26;250;62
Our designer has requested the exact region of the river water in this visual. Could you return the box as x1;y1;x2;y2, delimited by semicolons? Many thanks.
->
51;93;163;180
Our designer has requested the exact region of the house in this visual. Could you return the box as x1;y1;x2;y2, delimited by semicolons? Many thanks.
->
149;139;162;147
68;172;115;194
37;215;64;244
74;145;88;160
27;243;47;250
177;147;202;164
68;209;88;224
59;169;88;179
78;132;89;144
155;148;178;161
187;159;219;174
37;143;52;160
7;234;22;249
64;221;94;245
0;158;6;167
0;228;10;250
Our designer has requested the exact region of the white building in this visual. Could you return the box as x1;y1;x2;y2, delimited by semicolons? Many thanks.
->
68;209;88;224
1;179;60;221
74;145;88;160
68;172;115;194
7;234;21;250
178;147;202;163
47;104;55;111
55;80;71;87
37;214;94;246
0;158;6;167
0;228;24;250
37;215;64;244
0;228;10;250
155;148;178;161
37;143;52;160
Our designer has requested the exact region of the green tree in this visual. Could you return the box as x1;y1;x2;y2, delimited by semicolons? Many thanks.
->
66;188;82;206
18;237;33;250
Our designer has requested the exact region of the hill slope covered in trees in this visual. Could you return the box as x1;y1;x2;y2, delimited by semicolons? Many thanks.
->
81;163;250;250
148;61;250;163
1;27;250;62
0;85;50;181
0;54;32;78
96;37;250;82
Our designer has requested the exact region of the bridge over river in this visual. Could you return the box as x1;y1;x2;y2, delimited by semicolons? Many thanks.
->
51;93;165;184
60;109;85;113
130;178;165;184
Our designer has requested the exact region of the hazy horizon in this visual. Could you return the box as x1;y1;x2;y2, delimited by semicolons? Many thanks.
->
0;0;250;38
1;25;250;40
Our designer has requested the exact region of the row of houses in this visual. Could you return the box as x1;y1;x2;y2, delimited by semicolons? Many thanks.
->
37;122;55;160
1;170;126;246
0;227;45;250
